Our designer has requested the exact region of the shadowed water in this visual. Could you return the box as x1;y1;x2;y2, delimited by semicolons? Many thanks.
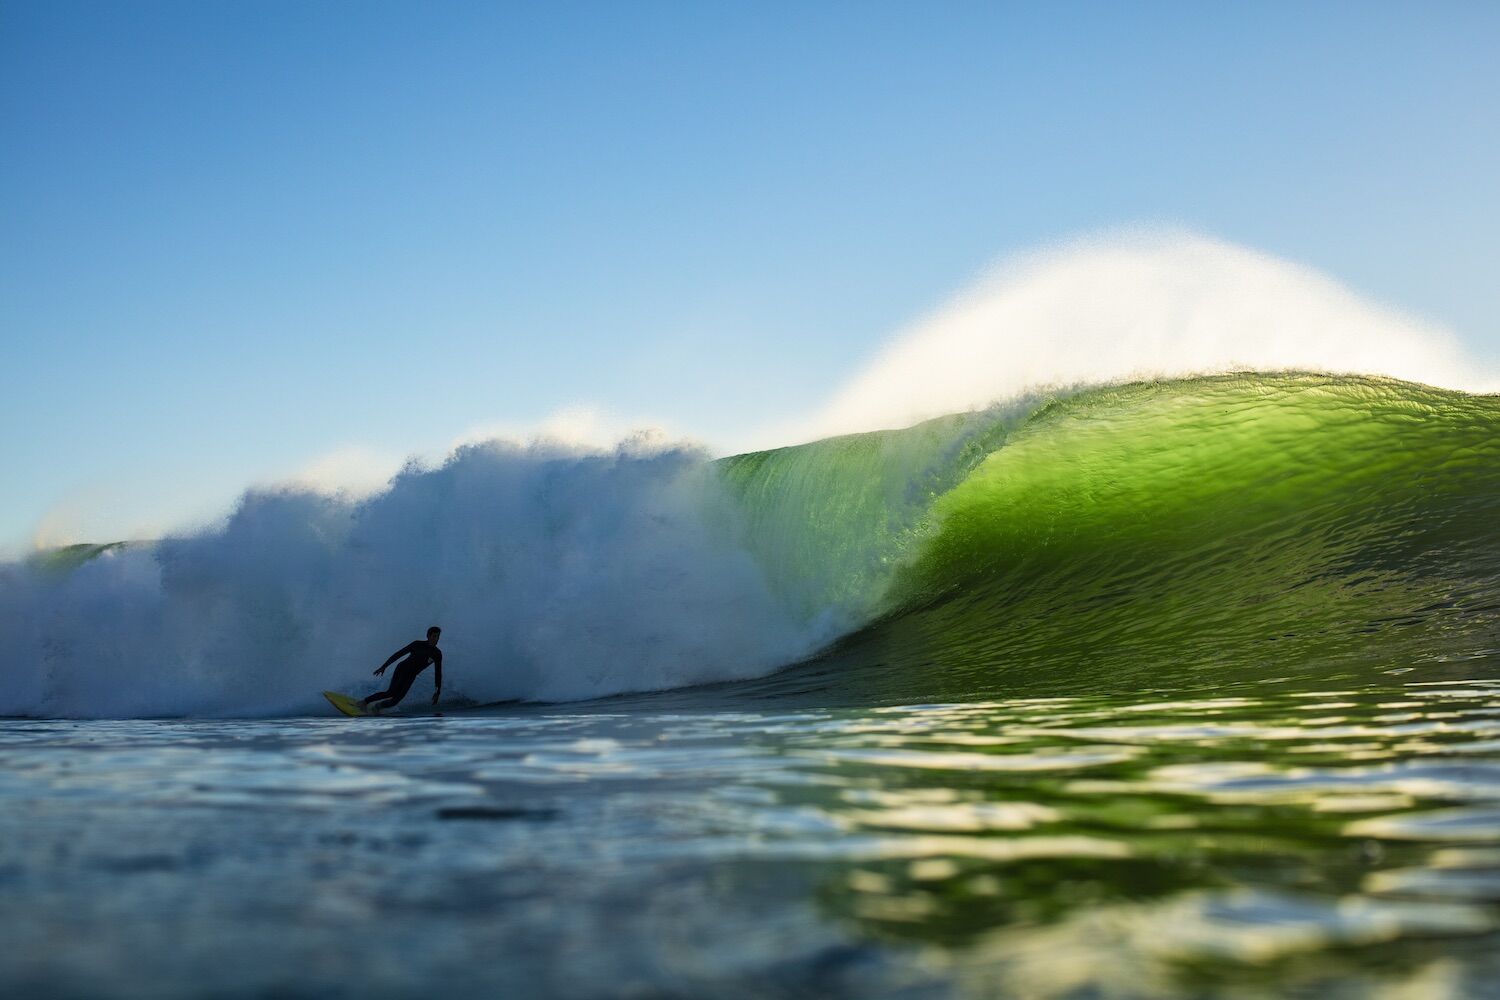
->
3;676;1498;998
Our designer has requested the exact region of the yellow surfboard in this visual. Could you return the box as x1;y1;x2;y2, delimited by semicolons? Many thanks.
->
322;691;369;717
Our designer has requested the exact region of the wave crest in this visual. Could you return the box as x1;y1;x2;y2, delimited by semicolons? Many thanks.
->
810;230;1492;439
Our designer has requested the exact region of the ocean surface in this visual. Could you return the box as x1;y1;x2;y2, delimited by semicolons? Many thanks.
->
3;372;1498;997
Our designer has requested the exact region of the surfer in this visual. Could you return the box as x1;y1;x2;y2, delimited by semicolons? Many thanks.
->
361;626;443;711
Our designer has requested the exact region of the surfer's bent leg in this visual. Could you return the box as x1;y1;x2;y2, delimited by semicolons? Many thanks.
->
364;664;420;709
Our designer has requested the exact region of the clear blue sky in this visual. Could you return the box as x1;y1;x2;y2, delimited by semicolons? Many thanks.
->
3;1;1498;549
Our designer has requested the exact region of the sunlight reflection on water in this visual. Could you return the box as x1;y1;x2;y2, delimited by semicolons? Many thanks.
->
2;678;1498;997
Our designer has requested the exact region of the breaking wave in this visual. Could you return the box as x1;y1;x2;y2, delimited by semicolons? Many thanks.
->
5;372;1498;717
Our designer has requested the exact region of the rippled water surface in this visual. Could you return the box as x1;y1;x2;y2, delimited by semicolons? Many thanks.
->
4;677;1500;998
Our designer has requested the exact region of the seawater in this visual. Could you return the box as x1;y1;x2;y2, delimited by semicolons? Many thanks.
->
2;676;1498;998
4;372;1499;996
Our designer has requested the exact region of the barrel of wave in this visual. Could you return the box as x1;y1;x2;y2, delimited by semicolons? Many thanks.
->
713;405;1017;635
827;372;1500;702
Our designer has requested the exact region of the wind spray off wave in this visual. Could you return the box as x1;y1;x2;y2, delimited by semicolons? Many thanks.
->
804;230;1494;440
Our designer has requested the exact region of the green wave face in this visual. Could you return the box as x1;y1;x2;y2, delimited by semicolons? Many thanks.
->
715;408;1015;627
26;542;129;576
732;373;1500;702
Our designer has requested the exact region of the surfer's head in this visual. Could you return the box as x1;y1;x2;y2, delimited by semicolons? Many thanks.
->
427;625;441;643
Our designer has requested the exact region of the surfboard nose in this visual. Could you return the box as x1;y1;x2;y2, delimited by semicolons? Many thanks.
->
322;691;367;717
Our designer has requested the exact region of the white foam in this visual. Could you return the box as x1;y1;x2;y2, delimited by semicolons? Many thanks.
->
0;437;830;717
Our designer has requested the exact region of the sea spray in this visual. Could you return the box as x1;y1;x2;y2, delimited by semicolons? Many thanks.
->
0;437;827;717
807;230;1494;440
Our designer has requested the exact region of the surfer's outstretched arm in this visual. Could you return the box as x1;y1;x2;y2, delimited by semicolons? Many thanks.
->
375;642;416;676
431;649;443;705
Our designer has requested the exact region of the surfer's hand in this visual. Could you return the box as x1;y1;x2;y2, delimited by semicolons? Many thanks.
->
431;691;440;705
374;665;387;676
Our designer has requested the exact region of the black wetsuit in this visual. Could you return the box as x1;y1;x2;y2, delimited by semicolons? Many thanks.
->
365;640;442;709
